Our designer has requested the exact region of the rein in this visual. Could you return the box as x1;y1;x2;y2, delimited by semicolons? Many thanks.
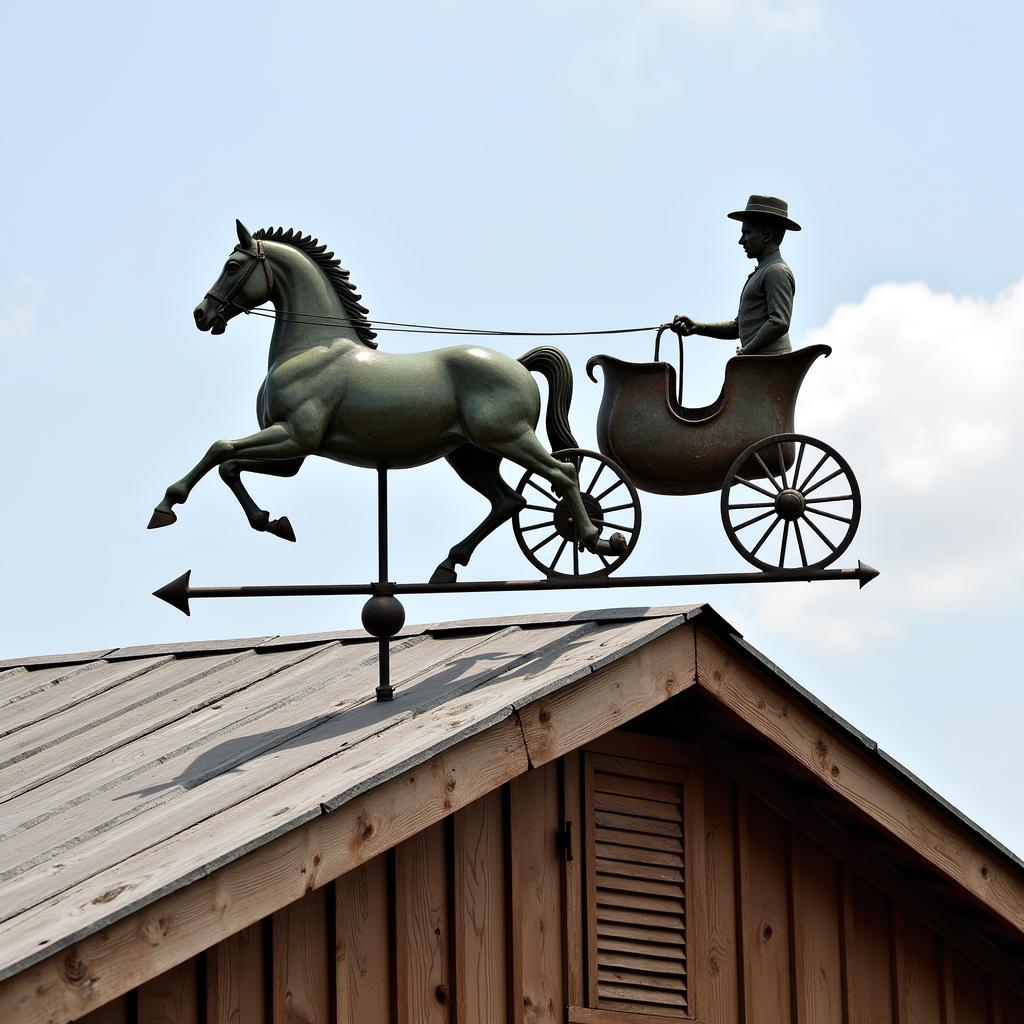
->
214;243;673;346
239;305;663;339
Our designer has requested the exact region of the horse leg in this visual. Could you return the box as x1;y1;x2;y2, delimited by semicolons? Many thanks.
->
429;446;527;584
149;423;312;528
218;457;305;542
487;431;626;557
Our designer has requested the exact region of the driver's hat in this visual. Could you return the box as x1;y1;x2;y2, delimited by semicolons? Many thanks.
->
727;195;801;231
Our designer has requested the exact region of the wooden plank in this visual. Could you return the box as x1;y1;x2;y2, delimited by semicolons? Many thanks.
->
0;657;173;740
517;623;697;770
0;642;360;875
0;714;529;1024
900;912;943;1024
205;922;266;1024
697;725;1024;997
793;836;843;1024
511;764;564;1024
0;625;547;921
107;637;272;660
72;995;130;1024
0;651;116;673
952;950;992;1024
695;629;1024;934
336;854;392;1024
743;796;792;1024
562;753;584;1009
507;786;525;1024
568;1007;701;1024
1000;986;1024;1024
700;764;739;1024
846;874;895;1024
453;788;507;1024
272;888;331;1024
394;821;450;1023
0;645;327;805
137;958;200;1024
1;662;111;708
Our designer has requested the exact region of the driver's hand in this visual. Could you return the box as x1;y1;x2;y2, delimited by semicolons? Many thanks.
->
672;314;698;336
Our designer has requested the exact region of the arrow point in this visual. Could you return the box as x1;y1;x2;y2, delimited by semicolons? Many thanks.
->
857;561;879;588
154;570;192;616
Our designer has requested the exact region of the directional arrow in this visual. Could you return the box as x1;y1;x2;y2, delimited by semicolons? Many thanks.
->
153;561;879;617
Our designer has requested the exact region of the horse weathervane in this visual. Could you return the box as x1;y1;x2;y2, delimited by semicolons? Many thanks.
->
150;219;877;700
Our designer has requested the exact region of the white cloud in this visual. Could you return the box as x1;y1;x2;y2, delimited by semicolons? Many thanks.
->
739;276;1024;653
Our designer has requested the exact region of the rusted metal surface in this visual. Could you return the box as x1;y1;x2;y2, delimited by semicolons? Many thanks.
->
586;344;831;495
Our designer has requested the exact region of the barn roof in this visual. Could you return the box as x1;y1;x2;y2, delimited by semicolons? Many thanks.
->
1;604;1022;992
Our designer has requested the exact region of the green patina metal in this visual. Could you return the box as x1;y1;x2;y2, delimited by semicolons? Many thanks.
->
148;221;624;582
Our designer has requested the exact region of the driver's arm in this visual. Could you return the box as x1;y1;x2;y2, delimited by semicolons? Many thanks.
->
672;315;739;340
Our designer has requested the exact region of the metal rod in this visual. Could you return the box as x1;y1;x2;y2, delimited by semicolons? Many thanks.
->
178;563;877;602
374;466;395;702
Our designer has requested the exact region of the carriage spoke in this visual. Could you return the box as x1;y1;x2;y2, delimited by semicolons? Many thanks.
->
805;506;853;525
728;501;775;510
602;501;636;514
529;530;560;554
802;468;845;497
792;441;806;490
598;552;611;567
751;517;781;557
572;538;580;575
734;509;776;531
754;453;782;491
593;520;634;532
734;476;777;499
594;478;625;502
526;479;557;503
549;538;568;573
794;521;808;567
797;451;830;492
800;513;837;551
520;519;557;533
585;462;606;494
806;494;854;504
779;520;790;568
777;444;789;489
525;502;558;513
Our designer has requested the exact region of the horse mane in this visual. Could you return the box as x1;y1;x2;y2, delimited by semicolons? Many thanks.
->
253;227;378;348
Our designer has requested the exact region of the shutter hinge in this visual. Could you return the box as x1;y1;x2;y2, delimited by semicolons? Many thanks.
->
557;820;574;862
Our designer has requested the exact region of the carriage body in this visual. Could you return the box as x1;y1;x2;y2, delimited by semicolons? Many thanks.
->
586;345;831;495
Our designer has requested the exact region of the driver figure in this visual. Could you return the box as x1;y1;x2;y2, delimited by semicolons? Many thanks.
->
672;195;800;355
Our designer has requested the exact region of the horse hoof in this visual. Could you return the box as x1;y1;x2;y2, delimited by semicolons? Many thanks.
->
609;532;627;554
429;566;458;585
148;509;177;530
267;517;296;542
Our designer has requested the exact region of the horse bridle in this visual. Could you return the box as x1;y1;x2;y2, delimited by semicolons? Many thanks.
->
204;240;274;326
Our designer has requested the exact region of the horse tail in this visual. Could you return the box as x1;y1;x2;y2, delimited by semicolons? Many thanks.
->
519;346;580;451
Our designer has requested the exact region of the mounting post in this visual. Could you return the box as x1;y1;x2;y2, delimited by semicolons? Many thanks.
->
360;467;406;701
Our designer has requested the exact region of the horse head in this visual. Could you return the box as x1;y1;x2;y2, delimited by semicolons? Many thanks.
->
194;220;274;335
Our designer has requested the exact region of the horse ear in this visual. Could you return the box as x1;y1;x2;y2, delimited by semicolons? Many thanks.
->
236;219;254;248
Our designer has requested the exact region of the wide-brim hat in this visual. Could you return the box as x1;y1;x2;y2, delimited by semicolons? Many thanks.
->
727;194;801;231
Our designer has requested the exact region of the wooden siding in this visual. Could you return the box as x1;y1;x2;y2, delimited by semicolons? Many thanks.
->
72;722;1024;1024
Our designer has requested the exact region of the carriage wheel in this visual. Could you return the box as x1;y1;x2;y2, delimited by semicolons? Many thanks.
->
513;449;641;578
721;433;861;572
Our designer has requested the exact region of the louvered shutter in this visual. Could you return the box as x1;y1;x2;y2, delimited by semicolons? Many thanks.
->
584;752;689;1017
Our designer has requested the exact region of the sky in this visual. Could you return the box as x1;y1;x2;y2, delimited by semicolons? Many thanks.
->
2;1;1023;852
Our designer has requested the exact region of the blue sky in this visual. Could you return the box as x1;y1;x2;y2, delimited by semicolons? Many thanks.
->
3;1;1023;852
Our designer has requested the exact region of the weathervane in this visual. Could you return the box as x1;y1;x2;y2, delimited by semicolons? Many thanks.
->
151;211;876;700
